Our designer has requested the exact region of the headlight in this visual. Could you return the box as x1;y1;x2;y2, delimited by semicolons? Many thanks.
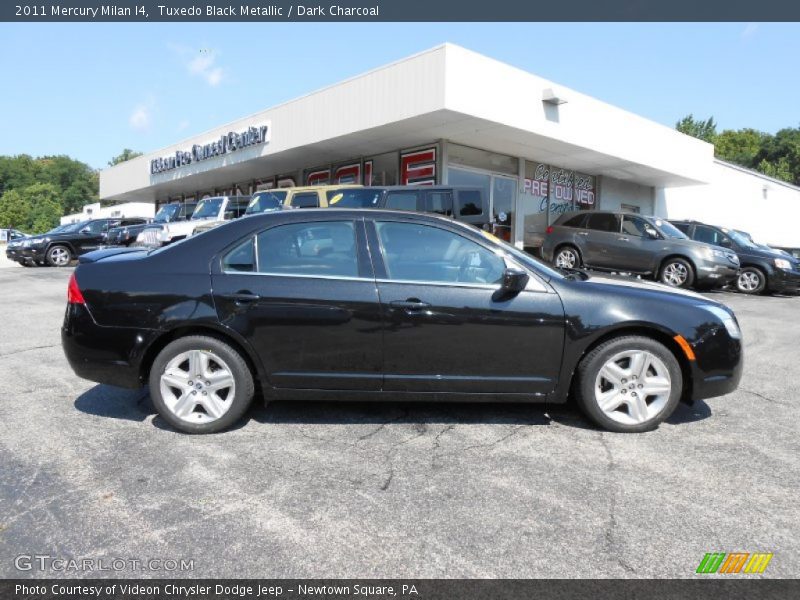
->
774;258;791;270
703;247;727;260
31;238;46;246
699;305;741;339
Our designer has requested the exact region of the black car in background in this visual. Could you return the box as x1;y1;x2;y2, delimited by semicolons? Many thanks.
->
541;211;740;289
63;209;742;434
20;218;148;267
671;220;800;295
105;220;153;247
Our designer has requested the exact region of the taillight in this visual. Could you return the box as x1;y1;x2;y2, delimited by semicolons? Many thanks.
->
546;226;554;235
67;272;85;305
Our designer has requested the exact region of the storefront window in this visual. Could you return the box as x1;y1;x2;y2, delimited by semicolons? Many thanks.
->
448;166;516;243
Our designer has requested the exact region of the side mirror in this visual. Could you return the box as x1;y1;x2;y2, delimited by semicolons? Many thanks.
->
644;227;659;239
80;227;91;234
500;268;529;294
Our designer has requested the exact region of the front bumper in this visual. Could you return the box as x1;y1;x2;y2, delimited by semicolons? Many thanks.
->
688;325;743;402
767;268;800;294
62;303;156;389
695;260;739;287
20;245;47;262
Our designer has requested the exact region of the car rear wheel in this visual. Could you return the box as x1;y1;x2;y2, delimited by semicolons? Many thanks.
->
735;267;766;295
149;335;255;434
659;258;694;288
575;335;682;433
46;245;72;267
554;246;581;269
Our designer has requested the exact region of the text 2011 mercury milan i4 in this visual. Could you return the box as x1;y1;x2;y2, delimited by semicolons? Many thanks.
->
62;210;743;434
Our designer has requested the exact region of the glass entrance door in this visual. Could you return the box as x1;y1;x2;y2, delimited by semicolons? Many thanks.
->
491;175;516;243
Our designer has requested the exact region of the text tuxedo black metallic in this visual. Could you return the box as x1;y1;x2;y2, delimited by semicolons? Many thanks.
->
62;209;743;433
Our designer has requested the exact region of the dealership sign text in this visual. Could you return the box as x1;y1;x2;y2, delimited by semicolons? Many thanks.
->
150;125;270;175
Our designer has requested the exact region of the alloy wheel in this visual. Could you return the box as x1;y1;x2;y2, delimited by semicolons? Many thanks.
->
594;350;672;425
555;249;578;269
48;246;71;267
159;349;236;424
662;262;688;286
738;271;761;292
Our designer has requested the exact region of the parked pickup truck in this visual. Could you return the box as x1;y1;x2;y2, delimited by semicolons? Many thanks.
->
137;196;249;247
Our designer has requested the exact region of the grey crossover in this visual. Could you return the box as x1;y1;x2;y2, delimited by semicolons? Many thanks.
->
541;211;740;289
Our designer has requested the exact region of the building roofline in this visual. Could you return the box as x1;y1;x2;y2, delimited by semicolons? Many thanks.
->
714;158;800;192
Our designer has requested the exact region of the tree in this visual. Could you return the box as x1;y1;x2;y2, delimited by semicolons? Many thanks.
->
675;114;717;143
714;129;766;168
0;189;31;229
108;149;143;166
757;157;793;183
22;183;63;233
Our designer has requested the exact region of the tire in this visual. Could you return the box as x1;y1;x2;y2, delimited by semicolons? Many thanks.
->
46;244;73;267
574;335;682;433
658;257;695;289
148;335;255;434
554;245;581;269
735;267;767;295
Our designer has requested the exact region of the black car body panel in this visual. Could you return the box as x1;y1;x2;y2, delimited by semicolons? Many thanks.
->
671;220;800;294
62;210;742;410
542;211;740;287
104;221;152;247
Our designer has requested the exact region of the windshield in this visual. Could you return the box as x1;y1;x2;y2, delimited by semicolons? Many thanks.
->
154;204;179;223
326;189;382;208
650;218;688;239
728;229;760;250
246;191;287;214
59;221;90;234
192;198;223;220
47;224;68;234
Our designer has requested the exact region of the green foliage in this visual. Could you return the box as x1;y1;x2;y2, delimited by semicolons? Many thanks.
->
0;183;62;233
0;154;98;232
676;114;717;143
0;189;31;229
108;148;143;166
676;115;800;185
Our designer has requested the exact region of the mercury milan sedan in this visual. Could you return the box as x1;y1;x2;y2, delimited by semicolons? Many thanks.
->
62;210;743;434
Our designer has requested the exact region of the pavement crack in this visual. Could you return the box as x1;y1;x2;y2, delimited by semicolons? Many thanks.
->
740;388;789;407
0;344;60;358
357;410;409;441
598;432;636;575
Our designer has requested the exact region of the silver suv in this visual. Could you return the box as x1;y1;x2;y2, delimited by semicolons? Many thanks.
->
541;211;740;289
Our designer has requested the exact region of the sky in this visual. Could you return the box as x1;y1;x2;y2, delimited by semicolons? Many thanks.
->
0;22;798;170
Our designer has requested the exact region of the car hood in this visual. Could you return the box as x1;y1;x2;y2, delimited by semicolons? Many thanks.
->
579;272;709;301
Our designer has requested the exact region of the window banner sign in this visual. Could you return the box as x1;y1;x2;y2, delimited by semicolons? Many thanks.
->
400;147;437;185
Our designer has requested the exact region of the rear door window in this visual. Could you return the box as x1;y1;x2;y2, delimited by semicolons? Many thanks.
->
385;191;420;211
560;214;587;228
425;191;453;216
256;221;358;278
290;193;320;209
586;213;621;233
455;190;483;217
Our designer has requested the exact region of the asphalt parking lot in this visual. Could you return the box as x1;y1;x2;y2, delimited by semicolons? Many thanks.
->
0;253;798;579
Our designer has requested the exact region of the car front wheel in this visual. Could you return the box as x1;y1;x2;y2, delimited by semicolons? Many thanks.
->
735;267;766;295
149;335;255;434
659;258;694;288
575;335;682;433
46;245;72;267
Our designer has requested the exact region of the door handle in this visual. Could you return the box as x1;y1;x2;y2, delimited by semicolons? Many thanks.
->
390;299;430;312
223;291;261;304
578;231;589;236
617;236;630;241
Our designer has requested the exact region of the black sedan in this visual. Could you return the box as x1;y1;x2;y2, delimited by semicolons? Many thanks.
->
62;210;743;434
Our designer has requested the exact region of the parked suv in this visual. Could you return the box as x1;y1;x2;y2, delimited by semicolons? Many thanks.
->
138;196;249;247
671;220;800;295
542;211;740;289
18;218;149;267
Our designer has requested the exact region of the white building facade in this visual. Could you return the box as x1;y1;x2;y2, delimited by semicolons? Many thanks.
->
60;201;155;225
99;44;800;251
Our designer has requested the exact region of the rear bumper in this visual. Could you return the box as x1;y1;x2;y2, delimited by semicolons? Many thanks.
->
767;269;800;294
61;303;156;389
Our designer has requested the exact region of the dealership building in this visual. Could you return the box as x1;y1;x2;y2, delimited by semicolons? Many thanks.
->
99;44;800;250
